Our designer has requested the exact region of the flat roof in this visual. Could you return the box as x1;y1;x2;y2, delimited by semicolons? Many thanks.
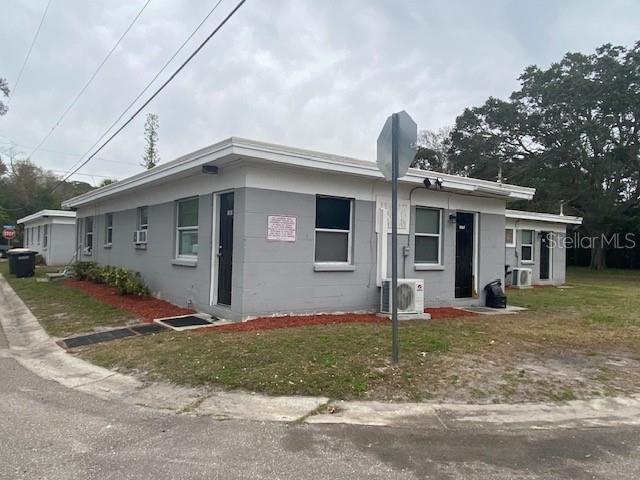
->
505;209;583;225
62;137;536;208
17;209;76;224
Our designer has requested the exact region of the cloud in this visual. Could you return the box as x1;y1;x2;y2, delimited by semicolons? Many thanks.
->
1;0;639;184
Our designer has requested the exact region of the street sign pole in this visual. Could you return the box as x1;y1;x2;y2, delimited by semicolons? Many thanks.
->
391;113;399;364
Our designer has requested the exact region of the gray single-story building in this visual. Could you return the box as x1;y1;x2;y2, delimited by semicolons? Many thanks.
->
18;209;77;266
62;137;537;321
505;209;583;286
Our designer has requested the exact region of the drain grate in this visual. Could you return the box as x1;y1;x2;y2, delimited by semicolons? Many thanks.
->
158;315;213;328
59;323;169;349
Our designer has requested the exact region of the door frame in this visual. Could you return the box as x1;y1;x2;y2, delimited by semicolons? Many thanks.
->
454;210;479;298
539;230;553;281
209;189;235;306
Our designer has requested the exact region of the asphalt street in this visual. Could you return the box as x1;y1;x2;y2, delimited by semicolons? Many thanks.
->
1;325;639;479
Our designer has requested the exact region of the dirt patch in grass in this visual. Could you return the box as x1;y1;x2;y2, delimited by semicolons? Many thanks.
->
426;307;480;319
200;313;388;333
64;279;195;322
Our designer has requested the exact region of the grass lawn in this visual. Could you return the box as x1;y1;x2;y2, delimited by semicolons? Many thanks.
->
75;267;640;403
0;261;133;338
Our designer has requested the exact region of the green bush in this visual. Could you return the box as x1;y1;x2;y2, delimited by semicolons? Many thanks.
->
71;262;149;296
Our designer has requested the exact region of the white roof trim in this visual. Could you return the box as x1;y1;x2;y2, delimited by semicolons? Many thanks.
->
17;209;76;224
62;137;536;208
505;209;583;225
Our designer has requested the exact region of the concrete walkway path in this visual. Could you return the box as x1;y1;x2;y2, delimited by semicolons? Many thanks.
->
2;273;640;429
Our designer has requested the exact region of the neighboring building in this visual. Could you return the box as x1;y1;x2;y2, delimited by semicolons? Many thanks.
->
18;210;77;266
62;137;535;321
505;209;583;286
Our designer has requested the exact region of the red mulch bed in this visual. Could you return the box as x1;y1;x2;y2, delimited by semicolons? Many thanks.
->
198;313;389;334
64;279;195;322
425;307;480;319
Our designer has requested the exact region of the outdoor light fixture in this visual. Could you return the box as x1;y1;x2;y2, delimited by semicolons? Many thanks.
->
436;177;444;188
449;213;457;223
423;178;432;188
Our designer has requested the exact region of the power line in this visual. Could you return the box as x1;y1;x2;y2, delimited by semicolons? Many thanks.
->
27;0;153;158
55;0;225;184
52;0;246;191
8;0;54;105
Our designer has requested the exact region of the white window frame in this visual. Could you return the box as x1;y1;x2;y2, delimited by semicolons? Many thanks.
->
175;197;199;259
26;227;30;245
84;217;94;254
505;227;516;248
43;224;49;248
520;229;534;263
37;225;41;244
105;213;113;246
414;207;443;267
314;196;354;266
138;206;149;230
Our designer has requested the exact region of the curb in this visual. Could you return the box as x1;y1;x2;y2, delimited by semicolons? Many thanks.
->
2;273;640;429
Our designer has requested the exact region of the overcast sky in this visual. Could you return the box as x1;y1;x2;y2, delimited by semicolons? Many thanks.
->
1;0;639;184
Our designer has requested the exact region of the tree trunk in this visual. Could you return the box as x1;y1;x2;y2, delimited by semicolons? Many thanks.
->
590;236;607;270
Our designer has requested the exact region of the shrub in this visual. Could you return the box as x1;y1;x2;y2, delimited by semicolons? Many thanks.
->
70;262;150;296
71;261;97;280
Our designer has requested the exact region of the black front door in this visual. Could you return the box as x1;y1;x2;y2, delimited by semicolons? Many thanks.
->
455;212;474;298
217;192;234;306
540;231;550;280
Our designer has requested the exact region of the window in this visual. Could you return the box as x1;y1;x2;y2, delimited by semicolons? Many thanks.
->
43;224;48;248
26;228;30;245
176;198;198;257
315;196;353;263
414;208;442;264
85;217;94;252
138;206;148;230
521;229;534;262
505;228;515;247
37;225;41;243
105;213;113;245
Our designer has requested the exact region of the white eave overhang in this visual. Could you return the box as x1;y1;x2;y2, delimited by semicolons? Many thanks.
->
62;137;536;208
17;209;76;224
506;209;583;225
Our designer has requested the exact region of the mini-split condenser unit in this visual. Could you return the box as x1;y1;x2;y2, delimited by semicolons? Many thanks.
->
512;268;533;288
133;229;148;245
380;278;425;314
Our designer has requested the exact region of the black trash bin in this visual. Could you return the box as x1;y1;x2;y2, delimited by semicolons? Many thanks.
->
8;248;37;278
484;279;507;309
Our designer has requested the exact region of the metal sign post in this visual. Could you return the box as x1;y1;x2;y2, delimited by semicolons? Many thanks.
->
377;111;417;365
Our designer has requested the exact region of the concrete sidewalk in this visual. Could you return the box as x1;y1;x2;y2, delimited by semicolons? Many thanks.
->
2;273;640;429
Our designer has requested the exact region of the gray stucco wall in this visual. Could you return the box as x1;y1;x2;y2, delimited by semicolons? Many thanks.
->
77;194;223;316
505;229;567;285
75;185;510;321
239;188;379;317
48;223;77;265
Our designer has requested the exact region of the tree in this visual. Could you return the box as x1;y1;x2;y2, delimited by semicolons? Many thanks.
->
448;42;640;269
98;178;116;187
141;113;160;169
411;127;452;172
0;77;9;116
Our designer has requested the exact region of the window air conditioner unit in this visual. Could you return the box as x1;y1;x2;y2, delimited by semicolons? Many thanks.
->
133;229;148;245
380;278;425;315
512;268;533;288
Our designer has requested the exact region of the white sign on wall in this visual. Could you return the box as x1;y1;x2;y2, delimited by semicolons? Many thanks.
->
267;215;297;242
374;197;410;234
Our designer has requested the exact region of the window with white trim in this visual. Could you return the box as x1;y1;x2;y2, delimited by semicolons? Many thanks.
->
521;229;534;262
505;228;515;247
414;208;442;264
315;196;353;263
137;206;148;230
26;227;30;245
105;213;113;245
85;217;94;252
176;198;198;258
43;224;48;248
37;225;41;244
